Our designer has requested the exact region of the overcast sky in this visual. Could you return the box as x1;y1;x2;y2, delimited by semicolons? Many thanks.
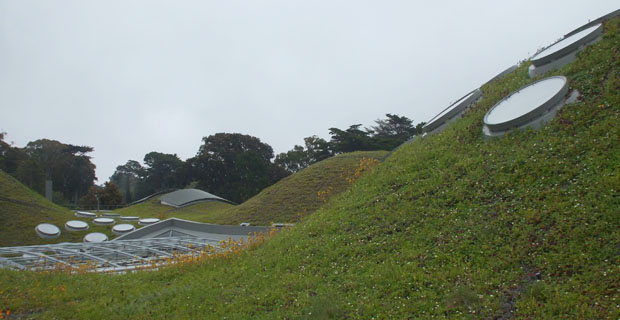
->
1;1;617;183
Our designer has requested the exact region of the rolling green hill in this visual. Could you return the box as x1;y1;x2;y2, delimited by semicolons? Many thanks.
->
0;170;120;246
115;151;388;225
1;17;619;320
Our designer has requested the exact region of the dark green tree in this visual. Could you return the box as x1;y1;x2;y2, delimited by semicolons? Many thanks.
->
0;132;26;175
328;124;377;154
190;133;289;203
18;139;96;203
110;160;147;203
143;152;184;193
79;182;124;210
275;136;333;173
368;113;421;150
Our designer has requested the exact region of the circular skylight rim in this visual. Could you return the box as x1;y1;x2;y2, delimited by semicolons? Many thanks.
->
93;217;115;226
423;88;482;133
65;220;89;232
102;213;121;218
83;232;109;243
531;24;603;67
139;218;160;225
112;224;136;235
75;211;97;218
35;223;61;239
484;76;568;132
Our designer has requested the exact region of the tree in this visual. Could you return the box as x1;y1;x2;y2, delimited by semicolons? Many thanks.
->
190;133;289;203
368;113;421;150
0;132;26;175
275;145;310;173
143;152;184;193
275;136;333;173
110;160;147;203
328;124;376;154
79;182;124;210
303;136;332;163
19;139;96;203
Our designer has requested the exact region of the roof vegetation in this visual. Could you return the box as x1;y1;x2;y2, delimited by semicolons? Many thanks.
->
0;16;619;320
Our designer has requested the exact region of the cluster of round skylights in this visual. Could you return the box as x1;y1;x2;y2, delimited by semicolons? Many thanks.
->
35;210;158;240
529;24;603;78
483;76;569;137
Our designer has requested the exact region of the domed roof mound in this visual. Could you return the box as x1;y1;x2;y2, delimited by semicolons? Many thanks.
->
159;189;234;207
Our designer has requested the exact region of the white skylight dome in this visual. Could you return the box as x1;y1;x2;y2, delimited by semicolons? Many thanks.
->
423;89;482;134
529;24;603;78
75;211;97;218
84;232;109;243
483;76;571;137
139;218;160;226
65;220;89;232
93;218;115;226
112;224;136;236
35;223;61;239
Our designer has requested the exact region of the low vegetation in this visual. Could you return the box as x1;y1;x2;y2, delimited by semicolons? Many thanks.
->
0;170;120;246
115;151;388;225
0;17;619;320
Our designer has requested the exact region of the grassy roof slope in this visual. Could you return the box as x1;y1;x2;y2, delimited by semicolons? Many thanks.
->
1;17;619;319
114;151;388;225
176;151;389;225
0;170;102;245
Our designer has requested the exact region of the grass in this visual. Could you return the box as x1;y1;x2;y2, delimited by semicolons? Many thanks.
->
0;17;619;319
0;170;124;246
115;151;388;225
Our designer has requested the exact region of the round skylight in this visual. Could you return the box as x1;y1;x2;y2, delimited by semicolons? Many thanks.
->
83;232;108;243
102;213;121;218
112;224;136;235
484;76;568;136
35;223;61;239
120;216;139;221
529;24;603;78
93;217;115;226
531;24;602;65
75;211;97;218
139;218;160;225
65;220;89;232
423;89;482;134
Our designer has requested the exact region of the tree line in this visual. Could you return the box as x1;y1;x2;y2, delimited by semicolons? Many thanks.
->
0;134;98;206
0;113;423;208
274;114;424;172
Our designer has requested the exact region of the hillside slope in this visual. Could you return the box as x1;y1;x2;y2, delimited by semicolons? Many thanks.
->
115;151;388;225
0;171;93;245
184;151;388;225
1;17;619;319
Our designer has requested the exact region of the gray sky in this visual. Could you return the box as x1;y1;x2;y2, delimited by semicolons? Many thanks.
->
1;1;617;183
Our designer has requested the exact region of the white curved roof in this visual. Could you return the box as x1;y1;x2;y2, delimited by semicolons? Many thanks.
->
159;189;233;207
